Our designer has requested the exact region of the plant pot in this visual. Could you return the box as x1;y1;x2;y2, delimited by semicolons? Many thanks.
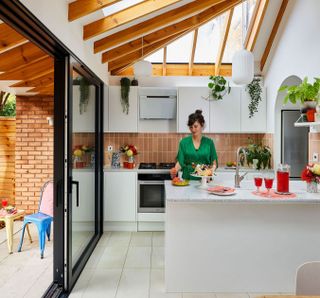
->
307;181;318;193
304;101;317;109
306;109;316;122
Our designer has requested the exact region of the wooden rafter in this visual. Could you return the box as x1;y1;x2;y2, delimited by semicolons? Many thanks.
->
163;47;167;76
68;0;121;21
108;0;242;72
84;0;182;40
27;82;54;93
260;0;289;71
0;23;27;54
215;8;233;75
244;0;269;52
0;42;47;72
113;63;232;76
94;0;227;52
0;56;53;81
188;29;198;76
102;0;242;64
11;71;54;88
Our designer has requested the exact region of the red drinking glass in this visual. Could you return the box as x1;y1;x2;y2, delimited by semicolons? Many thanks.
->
264;176;274;197
2;199;8;208
254;176;263;193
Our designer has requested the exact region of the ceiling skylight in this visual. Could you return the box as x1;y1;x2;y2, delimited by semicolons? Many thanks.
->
145;48;164;63
103;0;144;17
166;32;193;63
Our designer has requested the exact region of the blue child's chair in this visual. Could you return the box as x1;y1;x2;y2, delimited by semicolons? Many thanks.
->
18;180;54;258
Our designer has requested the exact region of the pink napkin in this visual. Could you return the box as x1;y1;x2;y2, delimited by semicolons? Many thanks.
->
208;186;235;194
252;189;296;199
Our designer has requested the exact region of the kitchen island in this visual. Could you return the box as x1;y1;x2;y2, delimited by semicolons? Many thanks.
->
165;180;320;293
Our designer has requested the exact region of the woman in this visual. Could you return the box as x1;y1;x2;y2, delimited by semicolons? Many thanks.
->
170;110;218;180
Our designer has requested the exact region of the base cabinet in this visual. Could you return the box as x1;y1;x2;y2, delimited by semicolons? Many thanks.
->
104;172;137;222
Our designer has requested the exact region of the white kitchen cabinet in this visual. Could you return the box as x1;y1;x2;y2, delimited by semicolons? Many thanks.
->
72;170;95;222
210;87;241;133
240;87;267;132
108;86;138;132
104;171;137;222
72;85;96;132
177;87;210;133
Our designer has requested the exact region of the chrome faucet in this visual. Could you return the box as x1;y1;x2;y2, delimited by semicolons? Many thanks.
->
235;147;248;188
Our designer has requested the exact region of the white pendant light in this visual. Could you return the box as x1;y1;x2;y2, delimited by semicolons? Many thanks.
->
133;37;152;77
232;48;254;85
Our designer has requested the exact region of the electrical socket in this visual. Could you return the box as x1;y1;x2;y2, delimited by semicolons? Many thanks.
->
107;145;113;152
312;152;319;162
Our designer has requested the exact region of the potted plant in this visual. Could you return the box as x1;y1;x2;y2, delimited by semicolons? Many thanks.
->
120;77;131;114
73;77;90;114
246;77;262;118
207;75;231;100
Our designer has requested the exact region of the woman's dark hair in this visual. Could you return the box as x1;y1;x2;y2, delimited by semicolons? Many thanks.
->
188;109;205;127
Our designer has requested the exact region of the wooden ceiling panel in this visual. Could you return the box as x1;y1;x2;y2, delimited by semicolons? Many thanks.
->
0;56;53;81
0;23;27;53
27;82;54;93
102;0;241;63
68;0;122;21
11;71;54;88
84;0;182;40
94;0;226;52
0;42;47;72
189;29;198;76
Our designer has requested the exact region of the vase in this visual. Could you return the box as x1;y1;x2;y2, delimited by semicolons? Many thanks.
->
307;181;318;193
128;156;134;163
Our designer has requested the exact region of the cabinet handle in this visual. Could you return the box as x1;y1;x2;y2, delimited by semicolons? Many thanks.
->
72;180;80;207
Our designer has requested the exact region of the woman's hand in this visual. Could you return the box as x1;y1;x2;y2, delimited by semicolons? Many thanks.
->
170;167;178;179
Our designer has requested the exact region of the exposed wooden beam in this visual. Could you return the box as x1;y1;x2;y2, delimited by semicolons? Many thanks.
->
94;0;228;52
27;82;54;93
0;42;47;72
84;0;182;40
188;29;198;76
260;0;289;71
162;47;167;76
0;56;53;81
68;0;122;21
113;63;232;76
0;23;27;54
101;0;242;63
215;8;233;75
11;71;54;88
245;0;269;52
108;0;242;72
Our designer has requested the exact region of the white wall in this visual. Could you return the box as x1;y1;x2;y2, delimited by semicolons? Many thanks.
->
263;0;320;133
20;0;108;83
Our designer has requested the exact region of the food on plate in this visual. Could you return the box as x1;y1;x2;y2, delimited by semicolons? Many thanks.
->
172;177;189;186
226;161;237;167
193;164;213;176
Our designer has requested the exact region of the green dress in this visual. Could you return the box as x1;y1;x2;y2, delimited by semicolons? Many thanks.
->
177;135;218;180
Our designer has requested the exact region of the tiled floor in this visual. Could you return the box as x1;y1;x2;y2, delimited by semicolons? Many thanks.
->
70;232;291;298
0;221;53;298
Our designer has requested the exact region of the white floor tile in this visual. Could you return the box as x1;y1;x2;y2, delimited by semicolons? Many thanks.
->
183;293;216;298
216;294;250;298
130;232;152;246
96;246;128;269
152;247;164;269
85;246;105;269
124;246;151;269
150;269;182;298
116;269;150;298
82;269;122;298
153;232;164;247
107;232;132;247
248;293;278;298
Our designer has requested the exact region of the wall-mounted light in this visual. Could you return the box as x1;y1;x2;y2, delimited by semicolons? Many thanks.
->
46;116;54;126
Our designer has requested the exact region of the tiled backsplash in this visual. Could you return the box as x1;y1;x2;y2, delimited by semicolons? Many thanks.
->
309;133;320;162
74;133;274;166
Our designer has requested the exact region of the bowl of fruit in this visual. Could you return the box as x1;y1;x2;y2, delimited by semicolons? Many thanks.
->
172;177;189;186
225;161;237;169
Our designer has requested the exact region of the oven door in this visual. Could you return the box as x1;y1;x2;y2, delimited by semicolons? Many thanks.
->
138;180;165;213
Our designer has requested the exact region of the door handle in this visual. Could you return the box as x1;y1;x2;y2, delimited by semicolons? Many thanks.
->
72;180;80;207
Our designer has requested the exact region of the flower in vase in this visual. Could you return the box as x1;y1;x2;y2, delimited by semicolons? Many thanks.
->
301;163;320;183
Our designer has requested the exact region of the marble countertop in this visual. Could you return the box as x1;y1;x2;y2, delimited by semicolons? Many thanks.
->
165;180;320;204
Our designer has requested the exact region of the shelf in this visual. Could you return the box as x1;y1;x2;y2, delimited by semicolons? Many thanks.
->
294;115;320;127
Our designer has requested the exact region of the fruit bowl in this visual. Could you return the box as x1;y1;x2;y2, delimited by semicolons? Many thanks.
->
172;177;189;186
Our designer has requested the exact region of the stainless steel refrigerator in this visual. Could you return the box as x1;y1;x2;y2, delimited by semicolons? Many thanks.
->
281;110;309;178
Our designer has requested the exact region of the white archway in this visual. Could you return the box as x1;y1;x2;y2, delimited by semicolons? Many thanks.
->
273;75;303;168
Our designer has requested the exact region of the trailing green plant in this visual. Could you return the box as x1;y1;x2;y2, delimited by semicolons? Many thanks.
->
243;138;272;170
246;77;262;118
73;77;90;114
0;92;15;117
207;75;231;100
278;76;320;105
120;77;131;114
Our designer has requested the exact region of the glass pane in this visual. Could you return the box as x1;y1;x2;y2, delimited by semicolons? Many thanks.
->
166;32;193;63
145;48;164;63
103;0;144;16
71;70;96;267
223;3;243;63
194;14;226;63
243;0;258;37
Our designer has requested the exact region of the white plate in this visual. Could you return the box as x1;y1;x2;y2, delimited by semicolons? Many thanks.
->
208;191;236;196
190;174;213;179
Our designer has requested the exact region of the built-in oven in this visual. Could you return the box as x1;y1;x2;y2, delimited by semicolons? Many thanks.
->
138;163;174;213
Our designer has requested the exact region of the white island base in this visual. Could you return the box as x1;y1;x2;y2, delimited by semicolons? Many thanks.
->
165;181;320;293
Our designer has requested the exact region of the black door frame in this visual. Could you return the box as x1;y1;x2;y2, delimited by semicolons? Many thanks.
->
0;1;104;296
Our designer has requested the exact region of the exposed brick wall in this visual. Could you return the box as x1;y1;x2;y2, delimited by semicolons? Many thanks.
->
15;96;53;214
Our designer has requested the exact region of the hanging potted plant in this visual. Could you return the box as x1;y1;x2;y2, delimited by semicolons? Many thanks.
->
73;77;90;114
120;77;131;114
246;77;262;118
207;75;231;100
